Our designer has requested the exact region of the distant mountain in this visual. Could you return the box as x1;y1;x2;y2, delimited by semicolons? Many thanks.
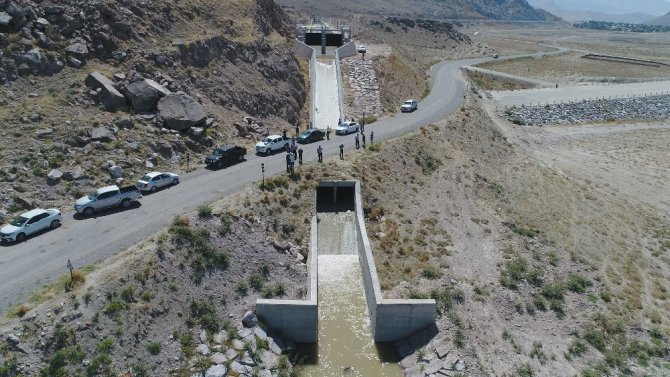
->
648;12;670;25
527;0;670;16
278;0;560;21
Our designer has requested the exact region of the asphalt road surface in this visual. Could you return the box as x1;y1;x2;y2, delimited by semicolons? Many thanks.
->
0;55;502;312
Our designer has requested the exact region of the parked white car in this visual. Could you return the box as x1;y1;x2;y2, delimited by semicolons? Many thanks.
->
255;135;292;155
357;45;366;53
0;208;62;243
136;171;180;192
401;99;418;112
335;121;359;135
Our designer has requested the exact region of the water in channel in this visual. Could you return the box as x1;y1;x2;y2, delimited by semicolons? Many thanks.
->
299;212;402;377
313;59;341;130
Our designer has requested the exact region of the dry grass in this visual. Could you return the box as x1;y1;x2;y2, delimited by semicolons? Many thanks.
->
479;51;670;83
465;70;535;91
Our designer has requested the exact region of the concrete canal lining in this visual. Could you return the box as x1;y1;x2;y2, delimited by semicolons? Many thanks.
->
256;181;435;344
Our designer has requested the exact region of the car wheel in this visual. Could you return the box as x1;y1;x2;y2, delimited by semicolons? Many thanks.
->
15;233;26;242
238;155;244;162
172;178;179;185
50;219;60;228
150;186;157;192
83;207;94;217
121;198;131;208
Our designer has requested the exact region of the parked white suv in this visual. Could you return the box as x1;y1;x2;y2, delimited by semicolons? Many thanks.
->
0;208;62;243
401;99;418;112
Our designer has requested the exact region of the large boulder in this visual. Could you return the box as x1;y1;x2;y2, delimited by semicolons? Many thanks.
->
65;42;88;60
0;12;12;31
157;94;206;131
89;127;114;142
85;72;126;111
124;79;171;112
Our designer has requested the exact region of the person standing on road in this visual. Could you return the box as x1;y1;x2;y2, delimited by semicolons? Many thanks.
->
295;124;300;136
339;143;344;159
361;119;365;133
361;132;366;148
289;153;295;174
354;133;360;149
317;145;323;163
285;152;291;173
298;148;303;165
326;125;331;140
370;131;374;145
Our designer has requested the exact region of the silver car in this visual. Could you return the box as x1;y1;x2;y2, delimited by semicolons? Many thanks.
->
335;121;359;135
136;171;180;192
0;208;62;243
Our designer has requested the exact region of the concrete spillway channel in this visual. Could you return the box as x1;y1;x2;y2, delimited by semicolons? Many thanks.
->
256;181;436;375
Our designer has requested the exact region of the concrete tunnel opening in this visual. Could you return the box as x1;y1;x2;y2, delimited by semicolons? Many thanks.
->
316;182;355;213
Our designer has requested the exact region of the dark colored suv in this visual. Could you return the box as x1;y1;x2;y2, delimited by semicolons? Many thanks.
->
297;128;325;144
205;145;247;169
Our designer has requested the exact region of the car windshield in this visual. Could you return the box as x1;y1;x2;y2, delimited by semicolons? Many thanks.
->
9;216;28;227
213;149;226;156
262;137;274;143
403;101;413;105
87;191;98;200
140;175;152;181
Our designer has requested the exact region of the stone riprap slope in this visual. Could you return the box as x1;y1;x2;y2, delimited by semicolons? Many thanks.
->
342;59;383;118
505;95;670;126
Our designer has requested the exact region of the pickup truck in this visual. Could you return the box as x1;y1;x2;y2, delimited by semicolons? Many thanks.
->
255;135;292;156
205;145;247;169
74;185;142;216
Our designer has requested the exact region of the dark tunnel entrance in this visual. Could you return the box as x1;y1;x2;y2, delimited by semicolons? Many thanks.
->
316;181;355;213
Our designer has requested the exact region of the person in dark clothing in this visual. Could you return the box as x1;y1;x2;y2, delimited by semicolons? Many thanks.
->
282;129;287;139
298;148;303;164
295;124;299;136
285;152;291;173
370;131;374;145
361;132;366;148
339;144;344;159
326;126;331;140
361;119;365;133
317;145;323;163
354;133;360;149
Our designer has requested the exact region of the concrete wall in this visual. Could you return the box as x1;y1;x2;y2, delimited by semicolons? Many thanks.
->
334;49;345;121
337;41;357;59
293;39;314;60
351;181;436;342
255;216;318;343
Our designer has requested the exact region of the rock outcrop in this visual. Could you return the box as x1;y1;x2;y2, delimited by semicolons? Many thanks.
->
157;94;206;130
124;79;171;112
85;72;126;112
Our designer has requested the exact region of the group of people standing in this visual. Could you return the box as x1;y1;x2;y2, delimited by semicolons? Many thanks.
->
284;117;375;173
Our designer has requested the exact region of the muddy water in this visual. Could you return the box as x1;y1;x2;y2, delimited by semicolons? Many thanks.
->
299;212;402;377
313;59;341;130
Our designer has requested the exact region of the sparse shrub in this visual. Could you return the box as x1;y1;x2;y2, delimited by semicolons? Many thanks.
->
533;294;547;311
121;286;135;303
273;283;286;297
511;223;539;237
140;291;153;302
260;263;271;277
430;287;464;315
189;300;220;334
500;256;530;289
453;329;465;348
599;290;612;303
249;273;264;291
367;143;381;152
197;205;213;218
515;363;534;377
147;341;161;355
568;339;588;357
414;153;442;174
218;215;232;236
180;333;195;358
421;266;441;279
530;341;547;364
105;300;126;315
97;337;114;353
173;215;190;226
236;282;248;296
566;273;593;293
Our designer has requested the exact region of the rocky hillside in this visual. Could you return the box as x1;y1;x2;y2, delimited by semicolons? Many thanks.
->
278;0;559;21
649;12;670;26
0;0;307;220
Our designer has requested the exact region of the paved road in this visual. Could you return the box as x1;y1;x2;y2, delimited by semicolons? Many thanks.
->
463;66;554;88
0;56;490;311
